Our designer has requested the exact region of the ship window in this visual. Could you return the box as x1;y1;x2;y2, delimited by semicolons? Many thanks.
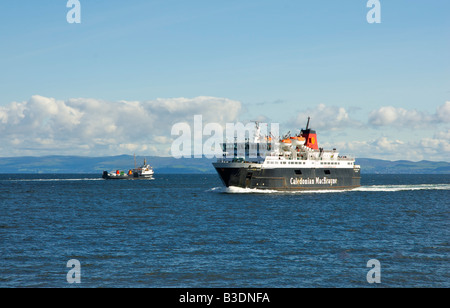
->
324;170;331;175
294;170;302;175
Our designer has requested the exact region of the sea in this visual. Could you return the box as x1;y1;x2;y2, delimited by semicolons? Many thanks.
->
0;173;448;288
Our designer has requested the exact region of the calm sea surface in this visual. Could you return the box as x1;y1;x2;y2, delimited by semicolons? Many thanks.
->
0;173;449;287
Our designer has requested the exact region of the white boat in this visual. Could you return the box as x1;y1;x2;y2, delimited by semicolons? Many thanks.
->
102;158;154;180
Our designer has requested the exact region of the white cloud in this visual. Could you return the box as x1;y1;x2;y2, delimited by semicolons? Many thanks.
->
372;137;405;153
434;129;450;140
289;104;362;131
420;129;450;155
331;133;450;161
0;95;242;156
0;109;7;124
1;96;448;161
368;102;449;128
436;101;450;123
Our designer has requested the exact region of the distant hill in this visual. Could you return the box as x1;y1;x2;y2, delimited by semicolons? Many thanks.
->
355;158;450;174
0;155;215;174
0;155;448;174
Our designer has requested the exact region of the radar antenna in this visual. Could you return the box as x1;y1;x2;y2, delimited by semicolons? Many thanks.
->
306;116;311;130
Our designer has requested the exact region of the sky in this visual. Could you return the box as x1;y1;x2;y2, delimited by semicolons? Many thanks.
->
0;0;449;161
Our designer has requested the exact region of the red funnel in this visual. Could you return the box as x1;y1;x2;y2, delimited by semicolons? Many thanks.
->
300;117;319;150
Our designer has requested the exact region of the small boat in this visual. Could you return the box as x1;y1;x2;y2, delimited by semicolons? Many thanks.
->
102;158;154;180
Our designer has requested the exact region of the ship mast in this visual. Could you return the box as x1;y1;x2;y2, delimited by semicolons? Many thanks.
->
253;121;260;143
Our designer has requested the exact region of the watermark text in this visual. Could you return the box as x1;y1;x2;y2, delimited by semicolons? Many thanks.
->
66;0;81;24
366;0;381;24
170;115;279;159
366;259;381;283
66;259;81;283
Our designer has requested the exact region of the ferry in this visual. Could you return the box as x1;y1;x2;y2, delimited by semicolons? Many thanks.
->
213;118;361;190
102;158;154;180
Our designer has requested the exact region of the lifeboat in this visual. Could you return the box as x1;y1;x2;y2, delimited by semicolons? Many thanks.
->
280;138;292;151
290;136;305;147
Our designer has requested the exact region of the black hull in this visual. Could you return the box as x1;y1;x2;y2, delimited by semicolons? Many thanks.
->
213;164;360;190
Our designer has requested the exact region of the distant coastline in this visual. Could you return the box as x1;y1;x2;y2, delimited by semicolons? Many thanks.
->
0;155;448;174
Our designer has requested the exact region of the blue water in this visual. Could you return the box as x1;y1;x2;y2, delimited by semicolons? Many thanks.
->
0;174;449;287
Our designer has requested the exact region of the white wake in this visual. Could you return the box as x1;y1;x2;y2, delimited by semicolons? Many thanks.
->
352;184;450;192
208;184;450;194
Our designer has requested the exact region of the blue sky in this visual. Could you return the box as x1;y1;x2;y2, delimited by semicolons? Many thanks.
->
0;1;449;160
